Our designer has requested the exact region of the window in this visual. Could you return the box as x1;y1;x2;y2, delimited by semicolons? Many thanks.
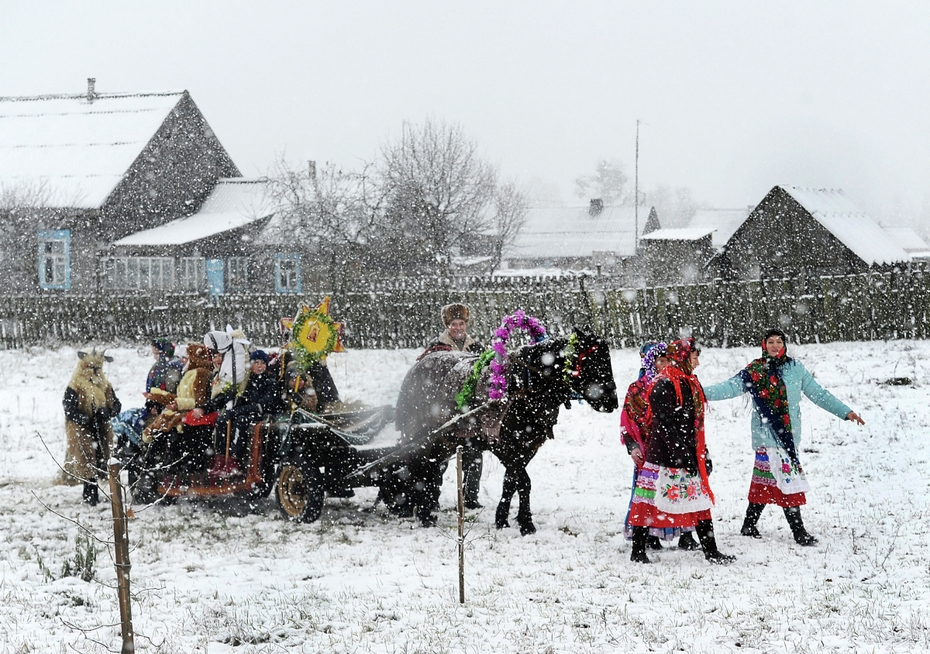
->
38;230;71;290
274;253;301;293
178;257;206;292
227;256;249;291
101;256;174;290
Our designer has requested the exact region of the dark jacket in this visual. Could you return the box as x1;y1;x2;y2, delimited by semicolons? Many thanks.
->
646;377;700;472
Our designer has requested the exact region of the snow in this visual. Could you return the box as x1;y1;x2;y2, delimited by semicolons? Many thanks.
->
881;226;930;258
782;187;910;266
114;179;274;246
506;205;649;259
2;341;930;652
687;208;751;249
0;92;185;209
639;227;715;241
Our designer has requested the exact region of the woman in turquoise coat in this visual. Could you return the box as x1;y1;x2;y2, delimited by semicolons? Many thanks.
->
703;329;864;546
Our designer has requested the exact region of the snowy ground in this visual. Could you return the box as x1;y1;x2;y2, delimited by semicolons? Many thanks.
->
1;341;929;653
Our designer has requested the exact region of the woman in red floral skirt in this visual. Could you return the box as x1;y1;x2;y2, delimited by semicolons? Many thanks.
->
628;337;735;565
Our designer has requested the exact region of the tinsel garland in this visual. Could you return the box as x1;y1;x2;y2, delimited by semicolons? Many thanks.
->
489;310;547;400
455;349;496;412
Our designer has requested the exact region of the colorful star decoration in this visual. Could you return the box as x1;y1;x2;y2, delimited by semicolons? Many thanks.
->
282;296;345;370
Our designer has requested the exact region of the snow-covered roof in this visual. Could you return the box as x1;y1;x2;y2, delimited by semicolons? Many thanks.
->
113;179;273;246
687;208;750;249
640;227;714;241
0;90;185;209
505;204;651;259
881;226;930;255
782;186;910;266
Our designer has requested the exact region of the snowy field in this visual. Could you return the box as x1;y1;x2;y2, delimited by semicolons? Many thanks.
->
1;341;929;653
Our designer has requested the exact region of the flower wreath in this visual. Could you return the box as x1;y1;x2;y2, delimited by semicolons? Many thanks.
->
285;298;345;373
489;310;548;401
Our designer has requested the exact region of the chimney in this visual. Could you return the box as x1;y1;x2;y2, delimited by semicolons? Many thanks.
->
588;198;604;217
86;78;96;102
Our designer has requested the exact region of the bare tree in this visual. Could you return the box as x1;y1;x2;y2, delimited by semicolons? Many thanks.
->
264;159;383;290
575;159;628;205
378;119;498;277
487;181;529;274
0;181;52;290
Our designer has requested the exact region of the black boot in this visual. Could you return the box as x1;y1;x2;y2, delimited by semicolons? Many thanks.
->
740;502;765;538
647;535;663;550
784;507;818;546
82;481;99;506
677;530;700;551
630;526;652;563
696;519;736;565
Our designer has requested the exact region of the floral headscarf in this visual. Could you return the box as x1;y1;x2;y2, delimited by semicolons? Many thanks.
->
739;328;798;465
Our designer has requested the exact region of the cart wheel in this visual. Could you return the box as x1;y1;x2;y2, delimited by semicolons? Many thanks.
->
277;461;324;523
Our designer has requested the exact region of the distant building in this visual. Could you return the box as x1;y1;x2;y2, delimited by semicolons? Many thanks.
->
107;178;278;294
712;186;910;280
881;226;930;261
639;227;716;285
686;208;752;252
0;81;240;293
503;199;660;275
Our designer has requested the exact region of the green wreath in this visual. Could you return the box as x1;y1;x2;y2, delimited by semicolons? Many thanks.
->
289;308;339;372
455;349;496;412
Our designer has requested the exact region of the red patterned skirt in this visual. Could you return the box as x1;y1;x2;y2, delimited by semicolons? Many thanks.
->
627;462;712;529
747;448;807;507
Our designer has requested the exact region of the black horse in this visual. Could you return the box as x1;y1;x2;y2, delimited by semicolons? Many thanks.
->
393;327;618;533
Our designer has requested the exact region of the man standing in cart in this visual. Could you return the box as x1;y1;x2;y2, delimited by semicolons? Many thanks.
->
422;303;487;509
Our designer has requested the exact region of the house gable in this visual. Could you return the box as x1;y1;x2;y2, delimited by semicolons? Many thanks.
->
715;186;907;280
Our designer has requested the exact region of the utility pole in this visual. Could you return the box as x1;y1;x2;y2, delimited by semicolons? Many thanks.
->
634;119;640;253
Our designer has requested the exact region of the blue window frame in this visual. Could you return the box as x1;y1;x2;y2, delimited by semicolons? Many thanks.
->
274;253;301;293
38;230;71;290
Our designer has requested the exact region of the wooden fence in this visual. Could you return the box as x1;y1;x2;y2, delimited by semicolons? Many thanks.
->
1;266;928;350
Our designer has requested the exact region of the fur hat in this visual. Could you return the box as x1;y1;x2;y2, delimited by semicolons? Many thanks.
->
442;303;471;326
250;349;269;363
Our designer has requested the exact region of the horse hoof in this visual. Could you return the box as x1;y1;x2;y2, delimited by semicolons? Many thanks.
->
496;520;510;530
419;514;437;528
520;522;537;536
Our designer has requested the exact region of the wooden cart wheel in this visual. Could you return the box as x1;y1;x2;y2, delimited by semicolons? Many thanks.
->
277;461;324;523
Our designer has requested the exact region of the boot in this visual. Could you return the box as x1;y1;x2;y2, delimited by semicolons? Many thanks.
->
677;530;700;551
784;507;818;546
647;535;663;550
630;526;652;564
696;519;736;565
82;481;99;506
740;502;766;538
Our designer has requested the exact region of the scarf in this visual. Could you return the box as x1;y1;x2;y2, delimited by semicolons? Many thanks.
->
738;347;798;466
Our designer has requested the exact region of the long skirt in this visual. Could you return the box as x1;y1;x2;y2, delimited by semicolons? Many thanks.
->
628;462;712;529
747;447;807;508
623;468;693;540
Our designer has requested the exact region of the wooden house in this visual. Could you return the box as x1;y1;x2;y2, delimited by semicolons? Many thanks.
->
502;200;660;275
712;186;910;280
0;81;240;293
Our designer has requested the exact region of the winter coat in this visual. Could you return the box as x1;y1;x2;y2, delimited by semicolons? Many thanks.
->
419;330;484;360
227;371;278;423
63;355;121;483
143;344;214;439
645;377;701;472
703;359;852;451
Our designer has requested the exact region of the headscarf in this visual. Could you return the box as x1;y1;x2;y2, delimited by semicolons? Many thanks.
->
657;337;713;503
739;328;798;465
622;341;668;451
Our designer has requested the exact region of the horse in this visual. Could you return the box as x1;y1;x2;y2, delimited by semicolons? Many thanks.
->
393;327;618;534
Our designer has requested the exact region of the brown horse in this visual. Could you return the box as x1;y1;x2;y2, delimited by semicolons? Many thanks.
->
393;328;618;533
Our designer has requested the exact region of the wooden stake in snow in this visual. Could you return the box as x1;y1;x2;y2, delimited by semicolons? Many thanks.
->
456;446;465;604
107;461;135;654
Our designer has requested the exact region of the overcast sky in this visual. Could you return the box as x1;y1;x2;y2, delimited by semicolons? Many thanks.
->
3;2;929;222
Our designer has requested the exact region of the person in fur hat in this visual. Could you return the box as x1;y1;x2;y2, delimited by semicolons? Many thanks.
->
703;328;865;546
63;348;121;505
421;303;487;509
142;343;216;472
